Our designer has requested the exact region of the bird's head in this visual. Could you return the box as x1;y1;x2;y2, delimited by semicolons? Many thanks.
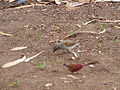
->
53;44;61;52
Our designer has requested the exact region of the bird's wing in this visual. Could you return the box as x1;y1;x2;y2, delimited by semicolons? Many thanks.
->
63;40;76;47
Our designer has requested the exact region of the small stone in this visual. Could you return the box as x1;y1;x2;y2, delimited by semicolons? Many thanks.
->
82;76;86;78
64;80;72;84
71;57;75;60
45;83;53;87
34;75;37;78
89;64;95;68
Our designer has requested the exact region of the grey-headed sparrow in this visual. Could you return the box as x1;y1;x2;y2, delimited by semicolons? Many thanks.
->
53;40;79;57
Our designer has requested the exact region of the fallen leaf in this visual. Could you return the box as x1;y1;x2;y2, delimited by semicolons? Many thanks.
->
10;46;27;51
0;31;12;37
24;51;45;62
2;56;26;68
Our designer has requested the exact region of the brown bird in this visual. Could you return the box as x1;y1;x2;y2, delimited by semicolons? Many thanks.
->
63;63;84;73
53;40;79;57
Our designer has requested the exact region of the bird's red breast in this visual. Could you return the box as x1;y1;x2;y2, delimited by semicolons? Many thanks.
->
64;64;84;72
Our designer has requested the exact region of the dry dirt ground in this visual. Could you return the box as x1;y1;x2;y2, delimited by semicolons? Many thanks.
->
0;2;120;90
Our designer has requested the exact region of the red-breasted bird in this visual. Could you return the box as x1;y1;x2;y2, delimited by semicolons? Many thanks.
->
53;40;79;57
63;63;84;73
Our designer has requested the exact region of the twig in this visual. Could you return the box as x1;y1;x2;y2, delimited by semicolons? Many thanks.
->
114;26;120;29
83;19;96;25
83;19;120;25
6;3;46;10
102;20;120;23
112;85;117;90
24;50;45;62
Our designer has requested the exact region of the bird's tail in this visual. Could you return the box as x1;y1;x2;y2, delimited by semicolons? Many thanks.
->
69;43;80;50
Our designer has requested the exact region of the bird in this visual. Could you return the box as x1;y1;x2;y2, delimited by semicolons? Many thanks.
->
63;63;84;73
53;40;79;57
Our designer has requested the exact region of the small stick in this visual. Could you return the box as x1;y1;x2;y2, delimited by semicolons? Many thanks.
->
93;19;120;23
83;19;96;25
112;85;117;90
24;50;45;62
6;3;47;10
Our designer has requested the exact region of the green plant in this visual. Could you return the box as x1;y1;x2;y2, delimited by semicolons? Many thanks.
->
37;60;46;69
21;27;29;35
67;30;75;35
9;79;20;87
96;42;102;48
34;32;41;38
98;24;105;31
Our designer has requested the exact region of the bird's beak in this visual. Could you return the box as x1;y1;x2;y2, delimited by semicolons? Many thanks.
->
53;49;56;53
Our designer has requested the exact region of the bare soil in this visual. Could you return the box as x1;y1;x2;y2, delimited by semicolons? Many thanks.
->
0;2;120;90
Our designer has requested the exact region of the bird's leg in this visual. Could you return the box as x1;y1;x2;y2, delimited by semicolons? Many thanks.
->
70;51;78;57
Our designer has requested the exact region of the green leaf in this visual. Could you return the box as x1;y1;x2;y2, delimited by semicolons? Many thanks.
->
9;80;20;87
34;32;41;38
67;30;75;35
98;24;105;31
37;61;46;69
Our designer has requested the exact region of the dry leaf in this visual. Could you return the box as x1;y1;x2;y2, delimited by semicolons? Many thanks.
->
0;31;12;37
2;56;26;68
24;51;45;62
10;46;27;51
